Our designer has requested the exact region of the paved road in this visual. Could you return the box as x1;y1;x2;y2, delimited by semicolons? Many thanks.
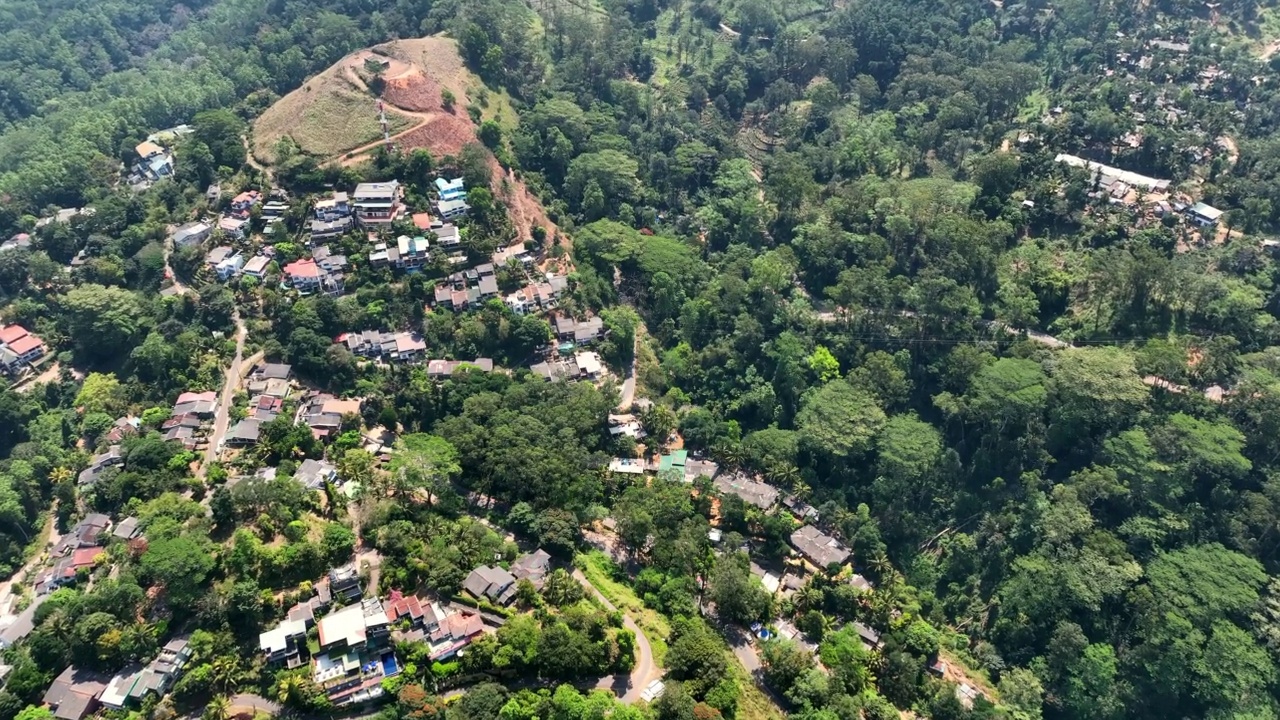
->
0;513;61;621
228;693;281;717
199;315;253;481
617;334;639;412
572;569;660;703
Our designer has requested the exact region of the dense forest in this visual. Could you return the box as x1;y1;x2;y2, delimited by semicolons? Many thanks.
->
4;0;1280;719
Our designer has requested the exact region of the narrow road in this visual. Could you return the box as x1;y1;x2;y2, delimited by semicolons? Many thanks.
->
617;333;640;411
163;234;190;296
0;512;61;621
572;569;660;703
199;314;251;481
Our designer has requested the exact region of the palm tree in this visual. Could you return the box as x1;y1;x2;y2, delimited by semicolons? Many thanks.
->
49;466;73;485
276;673;307;707
867;551;893;578
204;695;231;720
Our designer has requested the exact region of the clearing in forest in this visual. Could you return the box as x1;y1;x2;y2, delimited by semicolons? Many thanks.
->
251;56;416;164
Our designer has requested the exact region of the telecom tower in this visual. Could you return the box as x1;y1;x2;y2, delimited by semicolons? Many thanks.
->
377;98;391;149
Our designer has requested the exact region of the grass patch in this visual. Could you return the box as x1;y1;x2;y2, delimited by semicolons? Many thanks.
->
254;76;415;163
576;551;671;666
727;659;786;720
1016;87;1048;123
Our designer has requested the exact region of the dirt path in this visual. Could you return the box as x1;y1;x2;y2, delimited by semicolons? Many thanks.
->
243;135;274;184
198;315;252;482
1261;39;1280;60
334;106;442;166
1218;135;1239;166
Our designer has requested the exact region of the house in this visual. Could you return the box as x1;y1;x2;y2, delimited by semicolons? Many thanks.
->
435;177;467;202
392;332;427;362
284;253;345;296
463;565;518;605
231;190;263;217
215;251;244;280
386;593;443;632
100;636;192;709
394;235;430;269
531;352;603;382
315;192;351;221
317;598;390;652
790;525;851;570
298;393;362;439
0;324;46;374
437;198;469;220
226;418;261;447
104;416;139;444
607;414;646;439
0;233;31;254
352;182;402;225
716;473;780;510
313;245;346;271
425;358;494;378
242;255;271;279
250;394;284;421
40;547;102;592
217;216;249;240
312;216;354;239
433;223;461;249
252;362;292;382
296;458;337;490
206;245;234;267
511;549;553;587
42;666;109;720
172;390;217;417
1186;201;1224;227
112;517;142;541
129;141;174;187
782;495;820;523
77;445;124;487
206;184;222;202
851;622;881;649
262;200;290;218
329;565;363;602
426;611;484;660
171;221;212;248
477;275;499;299
575;351;604;380
54;514;111;556
260;618;308;666
554;316;606;345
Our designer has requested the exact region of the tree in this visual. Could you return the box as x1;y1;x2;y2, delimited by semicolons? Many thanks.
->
386;434;460;502
1048;347;1148;446
709;552;770;625
796;380;886;458
60;284;145;362
192;109;247;169
998;667;1045;720
139;536;215;607
665;619;729;698
760;638;815;695
74;373;124;415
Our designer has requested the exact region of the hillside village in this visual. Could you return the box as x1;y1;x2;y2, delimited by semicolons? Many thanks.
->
8;0;1280;715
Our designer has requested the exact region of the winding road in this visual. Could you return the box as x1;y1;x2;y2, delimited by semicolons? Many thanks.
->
573;568;660;703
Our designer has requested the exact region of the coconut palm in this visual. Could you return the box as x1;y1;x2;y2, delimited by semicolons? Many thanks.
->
203;694;231;720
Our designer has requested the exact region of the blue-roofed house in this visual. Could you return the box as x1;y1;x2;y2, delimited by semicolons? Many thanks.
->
435;177;467;202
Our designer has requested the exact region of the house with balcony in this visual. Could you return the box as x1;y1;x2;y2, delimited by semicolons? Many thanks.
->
352;182;402;226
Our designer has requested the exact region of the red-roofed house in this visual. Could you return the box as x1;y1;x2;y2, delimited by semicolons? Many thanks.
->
231;190;262;217
411;213;433;231
283;259;322;292
0;324;45;374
